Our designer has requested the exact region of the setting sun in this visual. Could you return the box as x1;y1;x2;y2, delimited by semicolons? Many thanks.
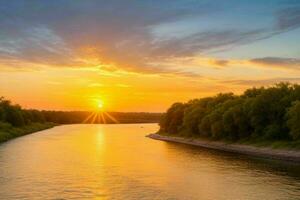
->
97;100;104;110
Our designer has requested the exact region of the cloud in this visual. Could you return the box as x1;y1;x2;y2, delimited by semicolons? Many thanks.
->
275;6;300;31
0;1;300;77
212;59;229;67
223;77;300;86
250;57;300;70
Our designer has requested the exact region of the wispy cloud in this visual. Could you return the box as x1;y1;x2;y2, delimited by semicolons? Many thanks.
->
275;6;300;31
250;57;300;70
223;77;300;86
0;1;300;77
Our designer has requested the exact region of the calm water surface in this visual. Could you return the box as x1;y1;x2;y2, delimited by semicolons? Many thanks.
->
0;124;299;200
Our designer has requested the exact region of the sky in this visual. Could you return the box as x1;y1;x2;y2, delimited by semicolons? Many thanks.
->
0;0;300;112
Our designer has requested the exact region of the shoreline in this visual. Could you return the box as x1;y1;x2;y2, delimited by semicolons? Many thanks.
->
0;123;56;144
147;133;300;163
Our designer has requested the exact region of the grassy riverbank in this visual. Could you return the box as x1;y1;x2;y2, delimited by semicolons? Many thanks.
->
158;131;300;150
149;133;300;162
0;122;56;143
238;138;300;150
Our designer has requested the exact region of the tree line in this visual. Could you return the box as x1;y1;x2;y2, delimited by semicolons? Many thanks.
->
41;111;162;124
159;83;300;141
0;97;162;128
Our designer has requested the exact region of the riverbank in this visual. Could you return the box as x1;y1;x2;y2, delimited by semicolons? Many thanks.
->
147;133;300;162
0;122;56;143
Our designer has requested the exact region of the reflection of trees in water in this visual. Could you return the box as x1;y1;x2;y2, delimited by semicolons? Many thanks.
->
164;142;300;181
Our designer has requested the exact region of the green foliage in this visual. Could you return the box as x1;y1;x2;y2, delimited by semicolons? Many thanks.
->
0;97;40;126
199;115;211;136
161;103;185;134
223;101;250;140
159;83;300;142
183;100;207;134
286;101;300;140
5;106;25;127
0;122;55;143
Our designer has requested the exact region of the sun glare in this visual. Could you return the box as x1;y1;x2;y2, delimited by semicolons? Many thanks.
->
97;100;104;111
82;99;119;124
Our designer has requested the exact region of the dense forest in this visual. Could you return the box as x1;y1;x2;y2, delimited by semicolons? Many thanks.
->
0;97;161;142
159;83;300;143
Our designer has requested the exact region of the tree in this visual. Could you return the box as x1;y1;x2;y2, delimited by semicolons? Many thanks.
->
0;97;5;122
167;103;186;133
5;106;25;127
199;115;211;137
223;102;250;141
183;99;208;135
160;82;300;142
286;101;300;140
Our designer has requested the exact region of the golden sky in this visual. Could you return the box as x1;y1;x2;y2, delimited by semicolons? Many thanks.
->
0;1;300;112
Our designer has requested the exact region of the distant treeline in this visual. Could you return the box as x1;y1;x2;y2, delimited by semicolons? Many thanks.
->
0;97;162;127
159;83;300;141
41;111;162;124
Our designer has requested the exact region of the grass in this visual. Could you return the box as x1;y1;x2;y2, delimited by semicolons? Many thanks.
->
0;122;56;143
157;131;300;150
238;139;300;150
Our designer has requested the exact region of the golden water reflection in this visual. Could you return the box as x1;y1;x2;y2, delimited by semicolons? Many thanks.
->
0;124;299;200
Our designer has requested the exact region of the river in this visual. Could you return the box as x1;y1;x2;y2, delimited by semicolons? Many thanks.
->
0;124;299;200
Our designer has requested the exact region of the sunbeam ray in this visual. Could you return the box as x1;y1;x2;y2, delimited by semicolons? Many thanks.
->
103;112;119;123
100;112;106;124
91;112;98;124
82;112;96;123
97;112;102;123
